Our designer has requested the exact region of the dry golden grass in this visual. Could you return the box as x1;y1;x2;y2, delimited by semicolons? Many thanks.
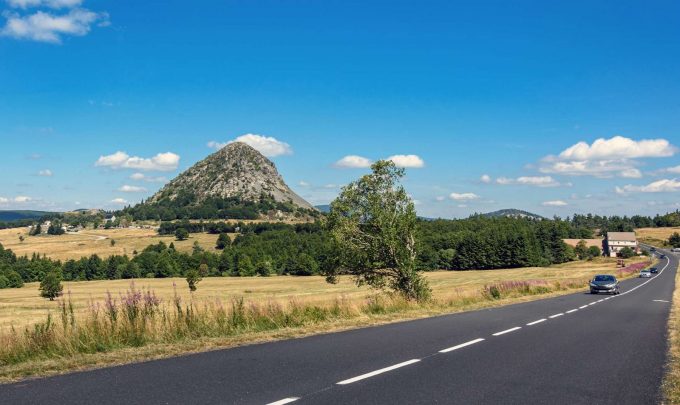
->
637;227;680;247
0;227;226;261
664;256;680;403
0;256;645;333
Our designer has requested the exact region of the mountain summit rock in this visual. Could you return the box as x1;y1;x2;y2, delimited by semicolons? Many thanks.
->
148;142;314;211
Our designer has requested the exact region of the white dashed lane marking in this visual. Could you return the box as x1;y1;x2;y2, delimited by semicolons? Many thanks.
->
526;319;546;326
439;338;485;353
493;327;522;336
336;359;421;385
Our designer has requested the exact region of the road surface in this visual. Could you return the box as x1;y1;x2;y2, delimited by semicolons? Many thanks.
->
1;250;677;405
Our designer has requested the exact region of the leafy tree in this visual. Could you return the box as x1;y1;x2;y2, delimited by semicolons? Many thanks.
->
587;246;602;259
236;255;256;276
326;160;430;301
175;228;189;241
186;269;202;291
18;235;24;243
574;240;588;260
0;275;8;289
669;232;680;248
618;247;636;259
40;271;63;301
216;233;231;250
198;263;209;277
47;220;65;235
255;259;273;276
110;239;116;247
30;224;42;236
6;270;24;288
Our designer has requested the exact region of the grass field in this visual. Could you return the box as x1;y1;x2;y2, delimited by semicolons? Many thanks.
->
0;256;647;333
637;227;680;248
0;227;226;261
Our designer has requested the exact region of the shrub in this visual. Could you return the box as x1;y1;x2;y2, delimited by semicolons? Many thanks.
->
0;275;9;289
175;228;189;241
39;271;63;301
6;271;24;288
186;269;202;292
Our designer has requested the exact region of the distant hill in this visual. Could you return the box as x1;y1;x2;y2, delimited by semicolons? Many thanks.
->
315;204;331;213
483;209;545;220
0;210;55;222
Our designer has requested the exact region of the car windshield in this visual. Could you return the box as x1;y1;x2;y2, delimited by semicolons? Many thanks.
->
594;275;615;282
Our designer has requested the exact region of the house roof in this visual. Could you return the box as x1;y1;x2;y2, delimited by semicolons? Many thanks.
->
606;232;637;242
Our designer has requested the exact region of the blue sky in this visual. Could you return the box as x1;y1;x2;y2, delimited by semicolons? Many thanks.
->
1;0;679;218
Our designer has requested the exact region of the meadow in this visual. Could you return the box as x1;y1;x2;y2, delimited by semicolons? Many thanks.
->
0;227;223;261
637;227;680;247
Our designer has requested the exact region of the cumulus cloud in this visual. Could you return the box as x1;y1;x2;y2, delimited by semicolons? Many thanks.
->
14;196;32;203
0;197;8;203
539;136;677;178
387;154;425;168
110;198;127;205
435;196;446;202
118;185;147;193
542;200;568;207
7;0;83;8
95;151;180;172
1;8;109;43
333;155;373;169
129;172;168;183
616;179;680;194
298;180;310;187
496;176;562;187
38;169;52;177
659;165;680;174
480;174;491;184
449;192;480;201
208;134;293;157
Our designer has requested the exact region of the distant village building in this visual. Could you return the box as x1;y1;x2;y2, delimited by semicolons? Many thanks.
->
605;232;638;257
563;239;604;254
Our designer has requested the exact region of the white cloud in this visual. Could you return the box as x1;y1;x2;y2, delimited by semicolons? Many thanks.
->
0;197;8;203
110;198;128;205
118;185;147;193
333;155;373;169
1;8;109;43
542;200;568;207
616;178;680;194
323;184;338;189
129;172;167;183
496;176;562;187
7;0;83;8
298;180;310;187
208;134;293;157
449;192;480;201
435;196;446;202
387;154;425;168
14;196;32;203
480;174;491;184
659;165;680;174
539;136;677;178
38;169;52;177
95;151;180;172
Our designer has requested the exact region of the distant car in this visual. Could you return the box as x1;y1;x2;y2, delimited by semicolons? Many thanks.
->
651;247;657;252
673;248;680;253
650;267;659;274
640;270;652;278
590;275;620;295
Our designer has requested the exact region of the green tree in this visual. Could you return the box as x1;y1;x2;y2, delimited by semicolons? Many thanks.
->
669;232;680;248
39;271;63;301
255;259;273;277
237;255;256;276
6;271;24;288
30;224;42;236
216;233;231;250
0;275;8;289
186;269;202;291
574;240;588;260
325;160;431;301
175;228;189;241
587;246;602;259
110;239;116;247
618;247;636;259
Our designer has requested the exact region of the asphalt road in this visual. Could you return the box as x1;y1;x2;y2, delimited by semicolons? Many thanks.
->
1;249;677;405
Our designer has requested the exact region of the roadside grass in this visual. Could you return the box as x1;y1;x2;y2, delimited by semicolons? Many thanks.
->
0;257;649;382
664;256;680;404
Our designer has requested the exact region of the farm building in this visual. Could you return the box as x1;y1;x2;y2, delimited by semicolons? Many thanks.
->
605;232;638;257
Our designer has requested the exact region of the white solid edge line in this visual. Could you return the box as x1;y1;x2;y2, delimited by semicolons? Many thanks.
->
526;319;546;326
337;359;421;385
549;313;564;319
493;327;522;336
566;309;578;314
654;299;671;303
439;338;485;353
267;398;300;405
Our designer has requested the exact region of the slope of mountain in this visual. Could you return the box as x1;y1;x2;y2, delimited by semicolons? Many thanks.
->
128;142;316;220
483;209;545;220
